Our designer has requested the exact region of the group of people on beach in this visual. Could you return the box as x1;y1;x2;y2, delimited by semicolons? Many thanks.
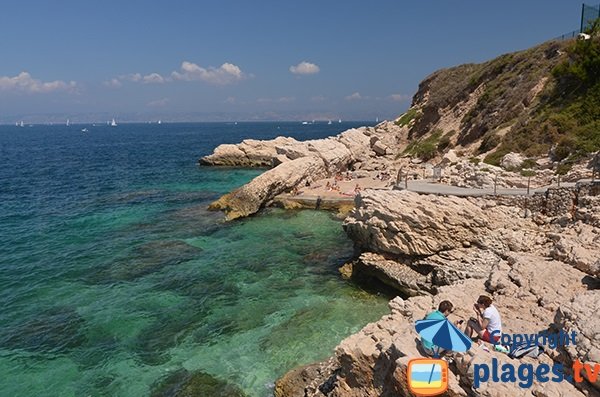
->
421;295;502;357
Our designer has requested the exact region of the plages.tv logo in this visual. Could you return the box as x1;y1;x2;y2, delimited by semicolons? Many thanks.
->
407;358;448;396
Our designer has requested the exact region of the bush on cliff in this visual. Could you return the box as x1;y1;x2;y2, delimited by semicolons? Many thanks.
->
503;22;600;164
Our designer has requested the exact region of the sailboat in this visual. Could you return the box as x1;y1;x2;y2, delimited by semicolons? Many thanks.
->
66;119;70;127
19;121;24;127
110;118;117;127
338;119;342;123
157;120;162;125
327;120;332;125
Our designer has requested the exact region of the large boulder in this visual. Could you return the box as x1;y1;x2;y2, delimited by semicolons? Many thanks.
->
500;152;525;170
306;138;354;171
337;128;372;161
208;156;327;220
343;190;536;257
200;137;299;166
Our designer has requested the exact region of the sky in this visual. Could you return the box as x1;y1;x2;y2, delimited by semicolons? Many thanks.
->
0;0;591;122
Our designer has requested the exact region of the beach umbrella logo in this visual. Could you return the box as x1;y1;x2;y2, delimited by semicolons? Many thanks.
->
415;317;472;354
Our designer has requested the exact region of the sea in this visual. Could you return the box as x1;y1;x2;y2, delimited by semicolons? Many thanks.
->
0;122;389;397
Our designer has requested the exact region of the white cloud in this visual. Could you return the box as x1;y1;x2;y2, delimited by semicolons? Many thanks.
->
224;96;236;104
113;72;165;85
142;73;165;84
104;78;123;88
311;95;326;102
114;73;142;83
257;96;296;104
289;61;320;75
345;92;362;101
147;98;169;107
277;96;295;103
390;94;411;102
171;61;246;85
0;72;77;93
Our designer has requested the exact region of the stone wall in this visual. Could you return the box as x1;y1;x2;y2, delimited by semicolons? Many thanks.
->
489;182;599;220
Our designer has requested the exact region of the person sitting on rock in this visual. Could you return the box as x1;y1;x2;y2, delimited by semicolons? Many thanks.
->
464;295;502;344
420;300;454;357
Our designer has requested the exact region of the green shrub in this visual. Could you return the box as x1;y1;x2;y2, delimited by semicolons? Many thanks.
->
437;136;451;151
554;136;577;161
403;129;444;160
520;169;537;177
395;108;421;127
520;158;537;169
469;157;481;165
483;146;511;166
478;132;501;153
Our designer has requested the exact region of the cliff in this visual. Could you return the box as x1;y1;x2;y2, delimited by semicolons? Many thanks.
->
400;32;600;169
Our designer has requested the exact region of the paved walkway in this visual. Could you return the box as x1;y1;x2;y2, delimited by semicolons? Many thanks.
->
395;179;593;197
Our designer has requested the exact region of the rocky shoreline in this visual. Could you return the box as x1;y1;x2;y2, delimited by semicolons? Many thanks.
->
199;118;599;395
272;186;598;396
198;41;599;394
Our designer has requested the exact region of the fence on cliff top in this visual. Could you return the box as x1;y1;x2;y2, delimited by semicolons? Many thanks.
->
554;3;599;41
582;3;600;31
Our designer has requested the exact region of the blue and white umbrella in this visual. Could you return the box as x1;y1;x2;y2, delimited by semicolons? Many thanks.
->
415;318;472;354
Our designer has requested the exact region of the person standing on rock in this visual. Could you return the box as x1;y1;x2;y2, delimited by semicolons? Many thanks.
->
464;295;502;344
420;300;454;356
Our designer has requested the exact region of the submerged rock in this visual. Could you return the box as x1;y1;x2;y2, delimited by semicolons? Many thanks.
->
151;369;247;397
93;240;203;282
0;306;86;353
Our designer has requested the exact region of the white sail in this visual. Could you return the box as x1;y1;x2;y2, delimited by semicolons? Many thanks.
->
110;118;117;127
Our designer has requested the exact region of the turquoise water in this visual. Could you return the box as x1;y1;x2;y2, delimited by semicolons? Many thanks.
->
0;122;389;397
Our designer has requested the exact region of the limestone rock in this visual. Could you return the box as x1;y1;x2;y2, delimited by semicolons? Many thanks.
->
371;140;388;156
554;291;600;390
306;138;353;171
275;140;312;160
343;190;534;257
199;144;248;166
337;128;371;161
415;248;502;286
440;149;459;165
500;152;525;170
351;252;431;297
200;137;300;167
548;223;600;277
277;277;588;397
208;156;327;220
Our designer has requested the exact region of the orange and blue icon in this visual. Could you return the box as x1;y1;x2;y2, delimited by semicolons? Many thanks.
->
407;358;448;396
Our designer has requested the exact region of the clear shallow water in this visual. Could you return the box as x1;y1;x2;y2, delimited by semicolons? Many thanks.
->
0;122;389;397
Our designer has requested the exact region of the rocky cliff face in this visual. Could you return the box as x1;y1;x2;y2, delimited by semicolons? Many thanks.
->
407;41;567;145
276;185;600;396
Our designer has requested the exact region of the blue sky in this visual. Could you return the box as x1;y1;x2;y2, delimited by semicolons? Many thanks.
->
0;0;589;121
